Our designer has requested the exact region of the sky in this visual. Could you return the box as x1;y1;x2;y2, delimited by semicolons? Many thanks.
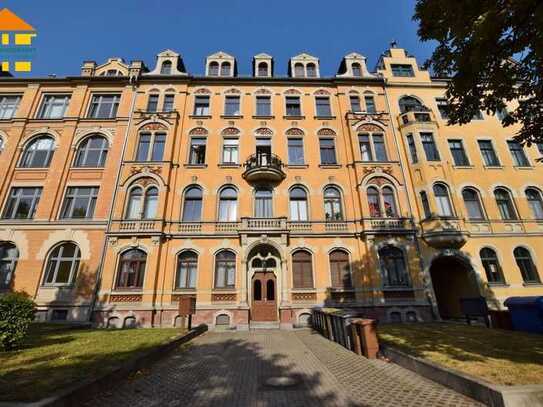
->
2;0;436;78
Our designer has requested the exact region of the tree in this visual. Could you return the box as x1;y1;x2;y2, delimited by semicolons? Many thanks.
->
413;1;543;146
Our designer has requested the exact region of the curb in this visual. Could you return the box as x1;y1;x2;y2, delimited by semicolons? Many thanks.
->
380;343;543;407
2;324;208;407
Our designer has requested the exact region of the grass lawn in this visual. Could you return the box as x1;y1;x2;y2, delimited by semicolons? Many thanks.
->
0;323;182;402
378;323;543;386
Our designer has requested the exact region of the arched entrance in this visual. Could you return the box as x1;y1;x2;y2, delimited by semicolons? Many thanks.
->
248;244;280;321
429;255;480;319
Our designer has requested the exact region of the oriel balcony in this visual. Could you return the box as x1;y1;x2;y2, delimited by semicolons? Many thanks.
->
242;153;286;183
420;216;469;249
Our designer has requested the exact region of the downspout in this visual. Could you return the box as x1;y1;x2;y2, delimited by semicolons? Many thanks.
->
382;79;439;319
88;76;138;322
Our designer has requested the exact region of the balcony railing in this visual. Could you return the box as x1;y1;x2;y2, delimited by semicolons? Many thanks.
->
241;217;287;230
399;109;436;126
110;219;163;233
362;217;413;232
242;153;286;183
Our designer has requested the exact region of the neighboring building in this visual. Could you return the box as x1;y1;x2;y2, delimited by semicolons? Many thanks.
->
0;46;541;329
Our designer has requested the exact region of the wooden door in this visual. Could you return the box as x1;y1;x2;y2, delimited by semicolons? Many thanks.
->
251;272;277;321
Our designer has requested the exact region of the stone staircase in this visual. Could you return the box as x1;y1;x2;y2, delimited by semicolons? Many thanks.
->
249;320;280;330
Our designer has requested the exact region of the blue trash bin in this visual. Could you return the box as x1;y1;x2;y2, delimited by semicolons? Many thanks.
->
503;296;543;334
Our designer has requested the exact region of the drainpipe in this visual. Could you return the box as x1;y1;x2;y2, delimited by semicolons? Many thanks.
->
88;76;138;323
382;80;439;320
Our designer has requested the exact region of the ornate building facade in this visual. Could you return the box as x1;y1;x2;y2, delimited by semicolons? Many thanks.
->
1;46;542;329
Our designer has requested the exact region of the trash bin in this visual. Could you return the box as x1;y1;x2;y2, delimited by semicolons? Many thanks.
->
503;296;543;334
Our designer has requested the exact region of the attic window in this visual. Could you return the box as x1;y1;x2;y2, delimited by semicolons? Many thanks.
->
391;64;414;77
160;60;172;75
294;63;304;78
352;63;362;77
100;70;120;76
209;61;219;76
306;63;316;77
221;62;231;76
257;62;268;77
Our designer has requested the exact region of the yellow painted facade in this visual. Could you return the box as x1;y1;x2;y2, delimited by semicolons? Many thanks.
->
0;47;541;328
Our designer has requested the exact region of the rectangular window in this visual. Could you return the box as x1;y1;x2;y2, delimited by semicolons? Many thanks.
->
0;95;21;119
162;94;175;112
420;132;440;161
88;94;120;119
255;96;271;116
507;140;530;167
407;134;418;163
222;138;239;164
448;139;470;166
288;138;304;165
285;96;301;116
315;96;332;117
391;64;414;77
136;134;151;161
37;95;71;119
373;134;387;161
224;95;240;116
358;134;373;161
151;133;165;161
60;187;98;219
189;138;206;164
435;98;449;119
478;140;500;166
364;95;376;113
420;192;431;218
350;96;361;112
146;94;159;112
2;187;42;219
193;95;210;116
319;138;337;165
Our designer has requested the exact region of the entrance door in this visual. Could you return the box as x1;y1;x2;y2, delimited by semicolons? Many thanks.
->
251;272;277;321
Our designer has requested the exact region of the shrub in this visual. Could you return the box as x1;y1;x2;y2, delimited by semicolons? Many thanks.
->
0;292;36;351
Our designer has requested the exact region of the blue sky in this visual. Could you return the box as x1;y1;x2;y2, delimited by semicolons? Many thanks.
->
3;0;435;77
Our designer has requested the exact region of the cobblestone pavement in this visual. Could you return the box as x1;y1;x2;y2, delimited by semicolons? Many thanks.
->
85;330;484;407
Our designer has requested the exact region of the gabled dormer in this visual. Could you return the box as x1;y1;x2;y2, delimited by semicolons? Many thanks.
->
336;52;374;78
206;51;236;77
145;49;187;76
288;53;320;78
85;57;129;77
376;45;431;83
253;53;273;77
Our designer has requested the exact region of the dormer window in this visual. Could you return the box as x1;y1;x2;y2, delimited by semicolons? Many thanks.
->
257;62;268;77
160;60;172;75
391;64;414;77
221;62;231;76
294;63;304;78
352;63;362;77
306;63;317;78
209;61;219;76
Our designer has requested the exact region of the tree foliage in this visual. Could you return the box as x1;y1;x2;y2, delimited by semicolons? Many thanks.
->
0;292;36;351
414;1;543;145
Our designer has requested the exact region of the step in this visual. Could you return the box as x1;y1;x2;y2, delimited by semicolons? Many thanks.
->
249;321;280;330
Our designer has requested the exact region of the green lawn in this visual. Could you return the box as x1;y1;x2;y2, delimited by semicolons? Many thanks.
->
0;323;182;402
378;323;543;386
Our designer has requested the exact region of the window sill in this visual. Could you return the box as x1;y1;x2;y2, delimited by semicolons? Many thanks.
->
14;167;50;171
291;288;316;292
453;165;474;169
173;288;197;292
83;117;117;121
283;115;305;120
124;160;171;164
40;284;75;289
286;164;309;169
212;288;236;293
522;282;543;287
487;283;509;288
218;163;241;168
513;166;533;170
314;116;336;120
184;164;207;168
34;117;66;121
252;115;275;119
483;165;503;169
220;115;243;119
382;286;413;291
328;287;355;292
69;166;105;171
189;115;211;119
112;288;143;293
319;164;341;169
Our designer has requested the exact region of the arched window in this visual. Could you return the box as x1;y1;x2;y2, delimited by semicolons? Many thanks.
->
220;62;231;76
209;61;219;76
294;63;304;77
74;135;108;167
0;243;18;289
255;188;273;218
136;131;166;161
176;251;197;289
257;62;268;77
462;188;485;220
254;279;262;300
306;63;317;77
399;96;423;113
383;186;397;217
352;62;362;77
160;60;172;75
480;248;504;284
368;187;381;217
330;249;352;288
0;136;4;153
143;187;158;219
182;186;202;222
116;249;146;289
215;250;235;288
43;243;80;286
20;136;55;168
126;187;143;219
367;185;397;218
292;250;313;288
494;188;517;220
514;247;540;283
324;186;343;221
433;183;454;216
218;187;238;221
289;187;308;221
379;246;409;287
526;188;543;219
267;279;275;300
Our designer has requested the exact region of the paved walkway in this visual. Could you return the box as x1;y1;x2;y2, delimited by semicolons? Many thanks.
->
86;330;483;407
